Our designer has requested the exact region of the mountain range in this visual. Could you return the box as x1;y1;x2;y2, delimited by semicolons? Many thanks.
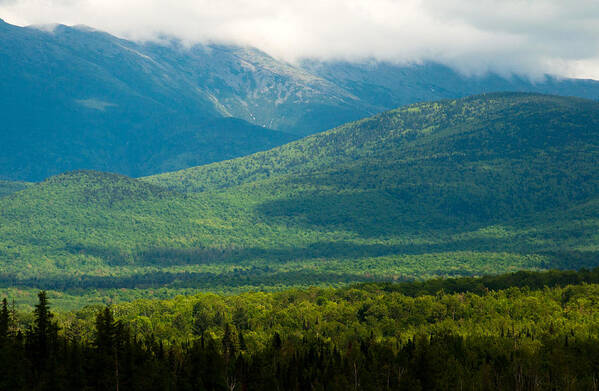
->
2;18;599;181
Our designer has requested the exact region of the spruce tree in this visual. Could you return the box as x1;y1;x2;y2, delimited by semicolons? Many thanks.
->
32;291;57;361
94;306;121;391
95;307;116;352
0;298;9;340
26;291;60;390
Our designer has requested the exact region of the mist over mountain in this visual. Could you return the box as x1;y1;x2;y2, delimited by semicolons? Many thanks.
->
2;18;599;182
3;0;599;79
0;19;300;181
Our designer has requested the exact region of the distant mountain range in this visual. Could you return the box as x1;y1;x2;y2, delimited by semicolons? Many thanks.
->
2;93;599;292
2;18;599;181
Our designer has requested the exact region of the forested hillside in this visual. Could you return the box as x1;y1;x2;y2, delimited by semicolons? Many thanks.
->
3;269;599;390
149;93;599;240
1;93;598;307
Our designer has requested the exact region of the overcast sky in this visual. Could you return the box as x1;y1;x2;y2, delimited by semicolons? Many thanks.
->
2;0;599;79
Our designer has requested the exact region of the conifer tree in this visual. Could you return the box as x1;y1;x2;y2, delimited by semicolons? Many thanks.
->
0;298;9;340
94;306;122;391
31;291;58;361
222;323;238;358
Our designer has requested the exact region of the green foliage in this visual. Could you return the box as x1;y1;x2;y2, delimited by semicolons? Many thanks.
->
65;268;599;348
2;93;599;307
5;270;599;390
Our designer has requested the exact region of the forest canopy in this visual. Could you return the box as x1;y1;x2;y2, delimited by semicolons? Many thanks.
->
2;268;599;390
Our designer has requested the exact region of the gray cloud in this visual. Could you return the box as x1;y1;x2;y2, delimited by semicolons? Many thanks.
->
1;0;599;79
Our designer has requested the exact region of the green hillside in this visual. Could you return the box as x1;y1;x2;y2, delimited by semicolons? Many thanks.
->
2;93;599;306
148;92;599;248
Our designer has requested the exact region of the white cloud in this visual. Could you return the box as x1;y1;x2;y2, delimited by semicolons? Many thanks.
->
1;0;599;79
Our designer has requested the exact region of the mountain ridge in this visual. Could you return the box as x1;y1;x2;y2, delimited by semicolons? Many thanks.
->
0;21;299;181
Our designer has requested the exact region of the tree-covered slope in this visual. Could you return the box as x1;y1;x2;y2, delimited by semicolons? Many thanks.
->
148;92;599;262
2;93;599;298
149;92;599;219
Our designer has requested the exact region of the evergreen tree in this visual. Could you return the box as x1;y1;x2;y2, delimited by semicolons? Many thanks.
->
26;291;60;390
0;298;9;340
94;306;122;391
31;291;58;361
192;302;214;348
222;323;238;358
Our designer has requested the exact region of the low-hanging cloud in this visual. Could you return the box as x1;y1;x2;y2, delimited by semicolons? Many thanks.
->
1;0;599;79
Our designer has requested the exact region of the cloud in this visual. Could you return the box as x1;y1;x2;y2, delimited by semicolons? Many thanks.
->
1;0;599;79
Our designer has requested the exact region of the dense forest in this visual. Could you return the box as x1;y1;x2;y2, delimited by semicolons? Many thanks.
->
3;268;599;390
1;94;599;307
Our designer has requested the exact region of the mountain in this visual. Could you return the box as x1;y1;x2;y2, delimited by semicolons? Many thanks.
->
3;19;599;181
145;43;369;134
149;92;599;201
0;20;299;181
145;92;599;264
2;93;599;298
300;60;599;110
